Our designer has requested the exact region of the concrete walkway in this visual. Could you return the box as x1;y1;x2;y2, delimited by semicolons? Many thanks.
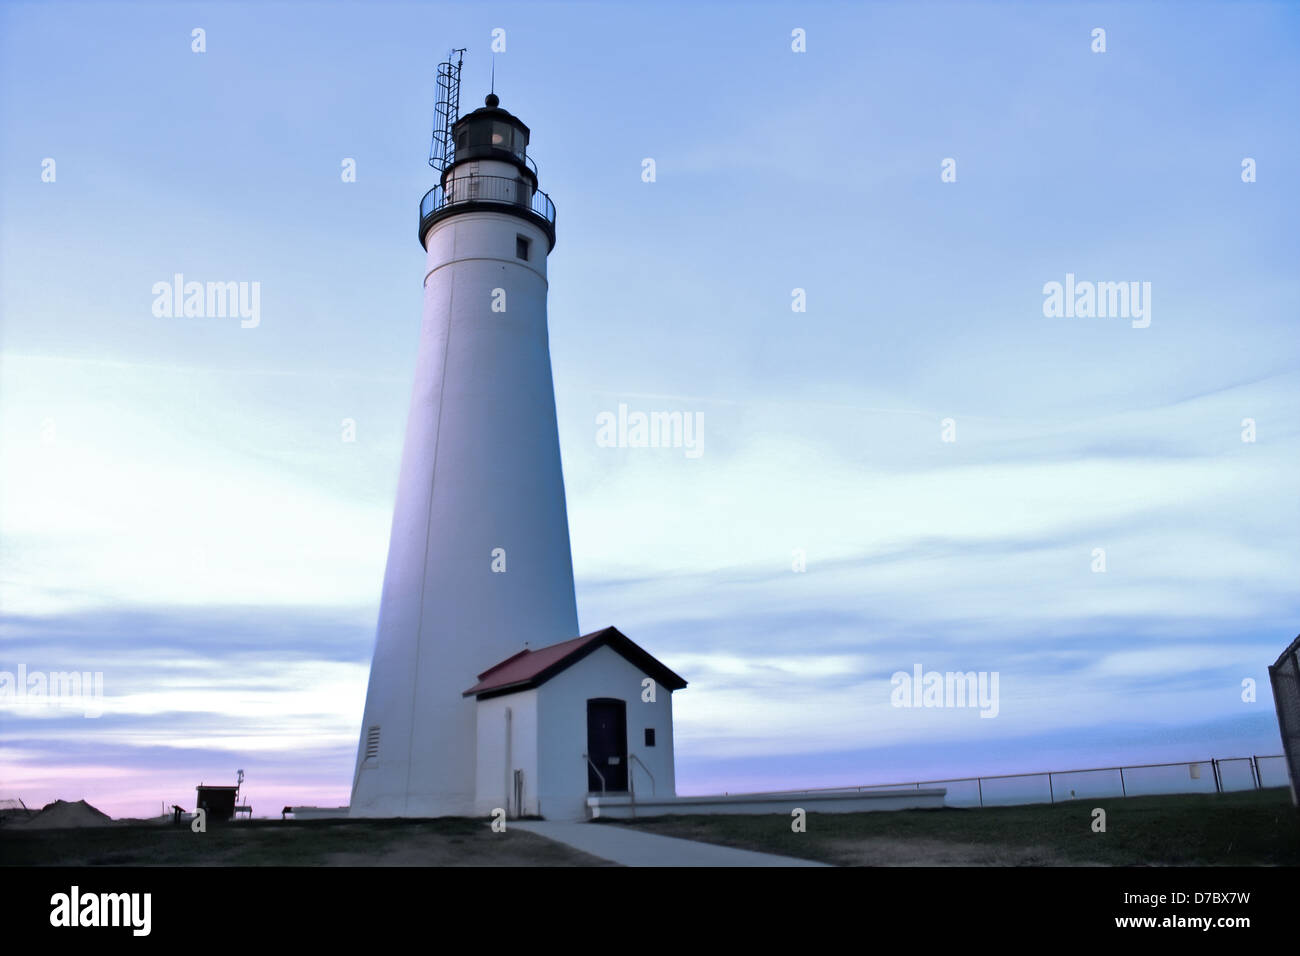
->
512;820;830;867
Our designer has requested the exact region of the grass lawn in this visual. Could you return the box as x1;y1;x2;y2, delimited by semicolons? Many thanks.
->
0;817;614;867
601;788;1300;866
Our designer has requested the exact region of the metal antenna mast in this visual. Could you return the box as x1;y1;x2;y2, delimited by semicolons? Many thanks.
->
429;48;466;170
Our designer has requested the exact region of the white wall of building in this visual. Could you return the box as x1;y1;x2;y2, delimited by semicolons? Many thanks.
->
587;789;948;818
474;690;540;817
533;645;677;821
350;203;577;818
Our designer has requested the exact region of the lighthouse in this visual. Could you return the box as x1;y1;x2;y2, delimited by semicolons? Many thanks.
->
348;80;579;817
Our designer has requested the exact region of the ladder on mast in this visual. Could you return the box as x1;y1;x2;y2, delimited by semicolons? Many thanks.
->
429;49;466;171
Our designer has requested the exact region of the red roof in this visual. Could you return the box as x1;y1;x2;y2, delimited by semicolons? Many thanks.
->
463;626;687;699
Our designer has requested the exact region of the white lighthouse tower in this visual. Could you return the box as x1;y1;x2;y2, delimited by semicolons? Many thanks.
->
349;65;578;817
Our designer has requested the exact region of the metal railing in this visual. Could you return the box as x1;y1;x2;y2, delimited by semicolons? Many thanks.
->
1269;634;1300;806
582;753;606;795
701;754;1289;809
628;753;656;799
418;174;555;244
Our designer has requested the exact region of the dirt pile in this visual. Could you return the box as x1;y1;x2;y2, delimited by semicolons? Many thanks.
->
18;799;113;829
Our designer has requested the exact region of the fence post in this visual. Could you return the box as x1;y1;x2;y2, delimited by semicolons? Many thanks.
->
1119;766;1126;798
1048;772;1054;804
977;777;984;808
1212;759;1221;793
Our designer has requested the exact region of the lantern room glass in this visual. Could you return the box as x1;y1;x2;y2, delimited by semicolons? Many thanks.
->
490;121;526;160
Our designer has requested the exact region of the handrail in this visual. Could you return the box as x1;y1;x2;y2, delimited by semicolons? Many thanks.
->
582;753;606;794
628;753;655;796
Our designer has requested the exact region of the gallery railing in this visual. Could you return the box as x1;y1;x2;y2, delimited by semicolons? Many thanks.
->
418;174;556;246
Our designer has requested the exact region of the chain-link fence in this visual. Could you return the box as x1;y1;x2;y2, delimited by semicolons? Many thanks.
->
1269;633;1300;807
732;754;1288;809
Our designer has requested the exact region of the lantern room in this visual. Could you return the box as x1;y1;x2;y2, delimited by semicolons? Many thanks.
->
448;92;534;185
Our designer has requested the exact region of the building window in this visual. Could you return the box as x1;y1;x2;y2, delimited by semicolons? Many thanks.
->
516;235;530;260
644;728;656;747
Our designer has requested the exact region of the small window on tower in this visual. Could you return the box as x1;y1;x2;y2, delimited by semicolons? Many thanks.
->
644;728;656;747
516;235;530;261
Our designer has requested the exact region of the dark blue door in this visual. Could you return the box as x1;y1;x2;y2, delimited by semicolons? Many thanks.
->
586;698;627;792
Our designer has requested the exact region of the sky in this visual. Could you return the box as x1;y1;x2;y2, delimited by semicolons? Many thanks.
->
1;1;1298;818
